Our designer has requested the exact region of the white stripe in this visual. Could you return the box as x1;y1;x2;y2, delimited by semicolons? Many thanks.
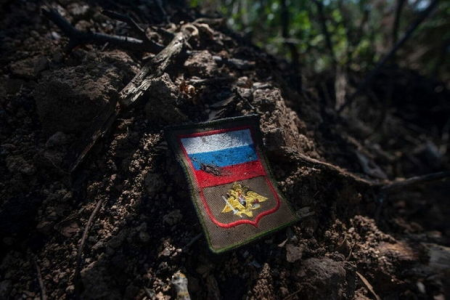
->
181;129;253;154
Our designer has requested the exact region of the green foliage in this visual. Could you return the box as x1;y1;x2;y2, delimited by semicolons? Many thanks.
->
190;0;449;80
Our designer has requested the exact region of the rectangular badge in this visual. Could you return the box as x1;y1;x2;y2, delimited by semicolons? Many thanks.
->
166;115;298;253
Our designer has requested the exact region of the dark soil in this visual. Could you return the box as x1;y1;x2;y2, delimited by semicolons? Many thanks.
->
1;1;449;300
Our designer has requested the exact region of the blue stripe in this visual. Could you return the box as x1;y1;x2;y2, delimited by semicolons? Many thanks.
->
189;144;257;170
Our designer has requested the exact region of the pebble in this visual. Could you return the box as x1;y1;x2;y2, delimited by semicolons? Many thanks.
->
45;131;69;148
139;231;150;243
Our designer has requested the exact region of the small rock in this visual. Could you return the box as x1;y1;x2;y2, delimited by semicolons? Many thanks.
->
139;231;150;243
9;57;36;79
66;285;75;294
0;280;12;299
36;221;53;235
34;59;121;135
45;131;70;148
107;229;129;249
57;222;80;238
144;173;165;197
160;248;171;257
163;210;183;226
144;73;187;124
196;264;213;275
92;241;105;251
285;244;303;263
34;56;49;76
184;51;218;78
5;155;35;175
171;271;190;299
81;261;121;299
296;257;355;299
124;284;139;299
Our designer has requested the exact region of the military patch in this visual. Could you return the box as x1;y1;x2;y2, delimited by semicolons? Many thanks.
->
166;115;298;253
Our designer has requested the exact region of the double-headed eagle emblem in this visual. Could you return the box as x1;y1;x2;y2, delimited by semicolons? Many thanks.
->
221;182;268;218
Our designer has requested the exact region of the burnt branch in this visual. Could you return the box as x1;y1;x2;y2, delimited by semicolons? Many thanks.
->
119;24;196;107
42;7;164;53
102;10;148;41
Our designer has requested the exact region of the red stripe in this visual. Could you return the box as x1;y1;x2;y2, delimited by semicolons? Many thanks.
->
194;160;266;188
177;126;280;228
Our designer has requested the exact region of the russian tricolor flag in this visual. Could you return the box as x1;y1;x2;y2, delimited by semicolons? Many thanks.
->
179;128;266;188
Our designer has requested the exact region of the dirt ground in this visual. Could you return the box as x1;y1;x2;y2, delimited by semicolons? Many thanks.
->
1;1;449;299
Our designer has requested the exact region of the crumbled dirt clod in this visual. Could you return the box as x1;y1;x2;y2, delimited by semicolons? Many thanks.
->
144;172;165;197
80;261;121;300
5;155;35;175
184;50;218;77
296;258;356;300
34;60;121;135
285;243;304;263
9;57;38;79
45;131;70;148
144;73;188;124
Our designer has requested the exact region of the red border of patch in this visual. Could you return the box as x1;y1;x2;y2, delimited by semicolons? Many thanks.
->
177;126;281;228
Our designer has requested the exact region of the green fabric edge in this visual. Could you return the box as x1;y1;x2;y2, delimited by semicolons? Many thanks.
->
165;115;300;254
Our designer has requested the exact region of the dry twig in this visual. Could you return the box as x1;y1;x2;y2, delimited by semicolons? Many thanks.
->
356;271;381;300
74;199;104;292
102;10;148;41
295;152;381;187
282;287;303;300
381;171;450;194
376;171;450;221
42;7;163;53
33;257;48;300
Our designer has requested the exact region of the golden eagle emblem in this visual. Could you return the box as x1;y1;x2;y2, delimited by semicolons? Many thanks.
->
221;182;268;218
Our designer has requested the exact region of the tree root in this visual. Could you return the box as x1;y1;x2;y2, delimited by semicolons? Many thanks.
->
381;171;450;194
295;152;382;188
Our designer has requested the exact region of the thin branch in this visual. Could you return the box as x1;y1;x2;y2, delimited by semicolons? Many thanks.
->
102;10;148;41
295;153;380;187
356;271;381;300
64;104;120;173
42;7;163;53
392;0;406;46
338;0;439;113
33;257;48;300
312;0;337;69
282;287;303;300
382;171;450;194
74;199;104;292
376;170;450;221
182;233;202;251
